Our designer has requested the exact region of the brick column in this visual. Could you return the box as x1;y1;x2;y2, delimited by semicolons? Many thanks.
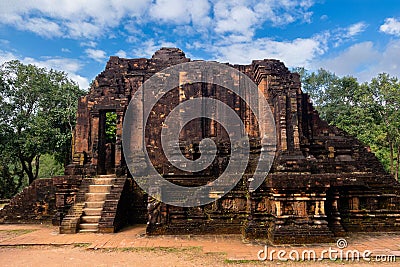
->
90;113;100;167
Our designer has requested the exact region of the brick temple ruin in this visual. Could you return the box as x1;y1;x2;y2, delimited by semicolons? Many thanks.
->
1;48;400;244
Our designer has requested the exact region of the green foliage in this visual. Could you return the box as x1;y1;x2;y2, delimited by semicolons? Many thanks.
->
0;60;85;192
38;154;64;178
299;68;339;110
0;157;26;198
105;112;117;143
298;68;400;179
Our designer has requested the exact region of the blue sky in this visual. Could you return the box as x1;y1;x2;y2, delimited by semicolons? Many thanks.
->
1;0;400;89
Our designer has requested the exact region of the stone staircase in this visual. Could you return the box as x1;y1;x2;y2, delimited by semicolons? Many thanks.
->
78;175;114;233
60;175;130;234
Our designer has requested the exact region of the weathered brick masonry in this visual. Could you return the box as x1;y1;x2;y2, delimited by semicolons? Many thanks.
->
2;48;400;244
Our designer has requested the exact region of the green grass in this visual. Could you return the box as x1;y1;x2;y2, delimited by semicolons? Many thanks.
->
0;229;35;235
0;229;36;243
102;246;202;253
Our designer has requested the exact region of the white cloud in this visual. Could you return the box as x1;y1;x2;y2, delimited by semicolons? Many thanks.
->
28;57;81;72
189;0;212;27
0;0;315;41
314;40;400;82
380;18;400;36
331;22;367;48
211;0;315;42
80;41;97;48
85;49;107;63
150;0;192;24
213;35;326;67
18;17;62;38
0;0;153;39
345;22;367;38
115;50;127;58
66;21;103;39
149;0;211;32
0;50;17;63
214;4;258;38
131;40;177;58
314;42;379;77
67;74;90;90
253;0;314;26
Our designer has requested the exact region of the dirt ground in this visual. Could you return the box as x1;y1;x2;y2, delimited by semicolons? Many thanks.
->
0;245;398;267
0;226;398;266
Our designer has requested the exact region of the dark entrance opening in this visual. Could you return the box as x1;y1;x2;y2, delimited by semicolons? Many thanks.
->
98;110;117;175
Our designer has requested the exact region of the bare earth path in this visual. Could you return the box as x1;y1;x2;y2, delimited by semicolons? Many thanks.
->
0;224;399;266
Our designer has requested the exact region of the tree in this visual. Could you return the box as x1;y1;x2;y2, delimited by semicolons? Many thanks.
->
0;60;85;188
367;74;400;179
105;112;117;143
298;68;400;179
297;68;339;111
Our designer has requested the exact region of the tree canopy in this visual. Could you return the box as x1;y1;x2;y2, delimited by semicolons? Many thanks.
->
297;68;400;180
0;60;85;197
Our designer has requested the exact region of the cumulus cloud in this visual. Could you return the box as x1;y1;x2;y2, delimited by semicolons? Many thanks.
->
213;35;327;67
85;49;107;63
17;17;62;38
66;21;103;39
149;0;191;24
211;0;315;42
0;0;152;39
0;50;17;63
115;50;128;58
314;40;400;82
131;39;177;58
380;18;400;36
0;0;337;92
149;0;211;26
214;2;258;37
256;0;314;24
0;0;315;41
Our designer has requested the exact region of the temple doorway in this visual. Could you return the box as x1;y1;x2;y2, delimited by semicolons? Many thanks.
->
98;110;117;175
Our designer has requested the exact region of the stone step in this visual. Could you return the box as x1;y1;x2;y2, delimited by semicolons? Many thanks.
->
81;215;101;223
85;193;109;202
98;174;116;178
79;223;98;230
89;184;112;193
85;201;105;209
83;208;103;216
79;229;98;233
93;178;115;185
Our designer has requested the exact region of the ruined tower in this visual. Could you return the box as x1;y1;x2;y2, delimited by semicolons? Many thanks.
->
2;48;399;244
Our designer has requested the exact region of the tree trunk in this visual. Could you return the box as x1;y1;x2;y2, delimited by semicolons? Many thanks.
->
390;141;394;175
19;157;35;185
395;145;400;180
34;154;40;181
27;161;35;184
